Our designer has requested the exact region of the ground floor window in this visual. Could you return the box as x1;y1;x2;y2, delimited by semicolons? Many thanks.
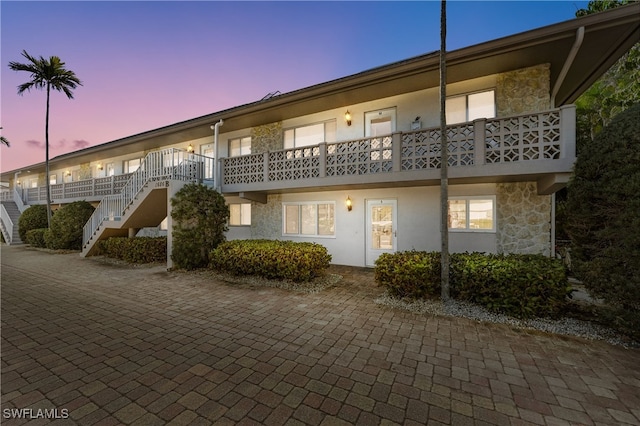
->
283;202;335;237
448;196;495;231
229;203;251;226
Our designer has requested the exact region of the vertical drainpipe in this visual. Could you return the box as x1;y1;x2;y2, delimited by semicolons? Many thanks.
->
211;119;224;192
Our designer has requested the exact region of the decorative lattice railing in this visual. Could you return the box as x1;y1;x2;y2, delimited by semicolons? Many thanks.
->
220;106;573;190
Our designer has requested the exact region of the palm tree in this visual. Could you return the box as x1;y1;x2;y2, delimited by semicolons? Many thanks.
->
8;50;82;227
439;0;450;301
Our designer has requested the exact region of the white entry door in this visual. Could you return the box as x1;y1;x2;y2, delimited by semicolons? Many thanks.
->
366;199;397;266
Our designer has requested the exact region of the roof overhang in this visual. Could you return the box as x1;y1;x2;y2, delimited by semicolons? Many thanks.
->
3;3;638;180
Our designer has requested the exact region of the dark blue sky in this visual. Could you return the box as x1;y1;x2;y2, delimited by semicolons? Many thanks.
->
1;1;588;171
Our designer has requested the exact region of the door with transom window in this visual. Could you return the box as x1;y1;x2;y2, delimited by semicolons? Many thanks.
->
366;199;397;266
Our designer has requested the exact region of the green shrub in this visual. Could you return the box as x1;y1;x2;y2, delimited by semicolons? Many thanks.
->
170;184;229;270
97;237;167;263
45;201;95;250
374;251;441;299
25;228;48;248
566;103;640;315
374;251;570;318
450;253;570;319
210;239;332;282
18;205;50;241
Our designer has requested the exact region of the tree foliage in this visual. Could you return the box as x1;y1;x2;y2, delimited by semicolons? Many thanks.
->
8;50;82;227
574;0;640;151
170;184;229;270
18;205;50;241
565;103;640;312
45;201;95;250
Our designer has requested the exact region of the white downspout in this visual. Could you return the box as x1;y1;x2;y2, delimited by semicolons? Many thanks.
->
211;119;224;192
551;26;585;108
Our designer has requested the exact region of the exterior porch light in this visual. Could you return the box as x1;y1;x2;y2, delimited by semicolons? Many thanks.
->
65;171;71;177
346;196;353;211
187;144;194;153
96;163;103;170
344;111;352;126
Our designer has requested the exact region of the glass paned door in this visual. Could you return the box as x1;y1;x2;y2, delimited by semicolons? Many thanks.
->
366;199;397;266
200;144;214;181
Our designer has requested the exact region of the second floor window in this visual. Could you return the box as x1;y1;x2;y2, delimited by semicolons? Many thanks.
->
446;90;495;125
124;158;141;173
229;137;251;157
284;121;336;149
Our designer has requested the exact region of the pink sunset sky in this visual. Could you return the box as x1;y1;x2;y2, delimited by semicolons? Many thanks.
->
1;1;588;174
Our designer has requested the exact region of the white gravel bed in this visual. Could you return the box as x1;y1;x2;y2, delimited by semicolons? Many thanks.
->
374;293;636;348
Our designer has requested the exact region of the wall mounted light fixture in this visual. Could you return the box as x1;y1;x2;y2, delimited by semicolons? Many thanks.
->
344;111;352;126
346;196;353;212
187;144;194;153
97;163;103;170
65;171;71;177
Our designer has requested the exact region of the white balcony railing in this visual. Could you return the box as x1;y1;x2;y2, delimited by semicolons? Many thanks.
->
82;148;213;248
17;174;133;205
221;106;575;191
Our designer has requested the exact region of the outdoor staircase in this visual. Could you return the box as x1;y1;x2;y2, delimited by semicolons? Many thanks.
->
81;148;211;257
1;201;23;245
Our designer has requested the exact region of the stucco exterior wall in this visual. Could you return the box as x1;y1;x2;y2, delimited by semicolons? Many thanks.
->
496;63;551;116
246;185;501;267
496;182;551;256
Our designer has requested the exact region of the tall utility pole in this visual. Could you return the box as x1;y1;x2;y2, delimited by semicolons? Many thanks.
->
440;0;450;301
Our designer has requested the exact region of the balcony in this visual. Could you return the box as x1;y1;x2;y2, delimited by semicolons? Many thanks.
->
17;174;133;205
14;151;215;206
221;106;576;197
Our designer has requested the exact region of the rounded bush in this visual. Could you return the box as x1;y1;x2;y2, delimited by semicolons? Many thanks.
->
566;103;640;312
210;239;332;282
170;184;229;270
45;201;95;250
374;251;441;299
18;205;50;241
25;228;48;248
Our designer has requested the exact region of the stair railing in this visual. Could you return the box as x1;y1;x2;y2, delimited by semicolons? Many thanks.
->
0;203;15;244
82;148;211;248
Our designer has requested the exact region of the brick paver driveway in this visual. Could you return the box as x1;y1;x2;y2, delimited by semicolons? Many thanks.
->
1;245;639;425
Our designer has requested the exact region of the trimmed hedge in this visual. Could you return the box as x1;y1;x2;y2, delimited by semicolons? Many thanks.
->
97;237;167;264
25;228;48;248
374;251;441;299
375;251;570;319
209;239;332;282
450;253;570;319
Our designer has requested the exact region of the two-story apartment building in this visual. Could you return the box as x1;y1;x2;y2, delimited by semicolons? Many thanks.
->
2;5;638;267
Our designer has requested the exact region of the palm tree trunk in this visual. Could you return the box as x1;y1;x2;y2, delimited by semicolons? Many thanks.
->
45;83;52;228
440;0;450;301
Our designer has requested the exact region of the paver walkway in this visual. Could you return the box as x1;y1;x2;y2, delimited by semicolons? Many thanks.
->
1;245;639;425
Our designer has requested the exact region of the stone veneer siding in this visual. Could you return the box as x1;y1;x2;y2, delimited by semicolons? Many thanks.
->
496;182;551;256
496;64;551;116
251;194;282;239
251;122;283;154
